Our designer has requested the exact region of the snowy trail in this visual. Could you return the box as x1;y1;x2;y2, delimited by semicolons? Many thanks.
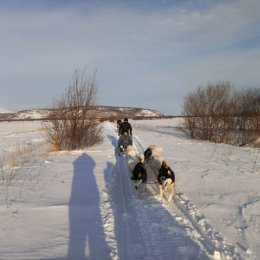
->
108;130;212;260
134;136;217;259
132;132;245;260
111;151;150;260
113;153;212;260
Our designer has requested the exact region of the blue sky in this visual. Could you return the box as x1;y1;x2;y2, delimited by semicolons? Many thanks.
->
0;0;260;115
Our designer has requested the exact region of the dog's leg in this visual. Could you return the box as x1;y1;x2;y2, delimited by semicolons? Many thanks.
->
159;185;164;200
135;179;142;190
167;183;175;203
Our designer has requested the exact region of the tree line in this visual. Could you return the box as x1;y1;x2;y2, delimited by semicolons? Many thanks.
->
43;69;259;151
181;81;259;147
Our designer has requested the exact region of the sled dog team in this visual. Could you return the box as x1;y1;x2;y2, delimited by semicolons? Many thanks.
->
117;118;175;202
125;145;175;203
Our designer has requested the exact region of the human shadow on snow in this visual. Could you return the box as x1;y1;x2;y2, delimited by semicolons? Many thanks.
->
67;153;110;260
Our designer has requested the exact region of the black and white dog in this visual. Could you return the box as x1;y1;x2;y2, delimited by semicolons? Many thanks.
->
124;146;147;191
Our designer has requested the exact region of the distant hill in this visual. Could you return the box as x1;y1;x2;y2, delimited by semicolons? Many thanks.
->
0;106;165;121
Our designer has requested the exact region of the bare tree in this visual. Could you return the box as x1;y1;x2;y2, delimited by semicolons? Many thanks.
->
231;88;260;146
181;81;233;142
43;69;103;151
181;82;260;146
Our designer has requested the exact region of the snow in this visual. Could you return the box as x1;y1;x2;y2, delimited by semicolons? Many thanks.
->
15;110;48;120
0;119;259;260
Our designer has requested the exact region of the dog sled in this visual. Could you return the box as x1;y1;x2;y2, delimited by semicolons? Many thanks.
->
117;132;133;154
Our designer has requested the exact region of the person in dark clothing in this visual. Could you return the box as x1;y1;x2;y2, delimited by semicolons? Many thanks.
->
118;132;133;152
116;119;122;136
131;155;147;190
157;160;175;185
119;118;132;136
116;119;122;130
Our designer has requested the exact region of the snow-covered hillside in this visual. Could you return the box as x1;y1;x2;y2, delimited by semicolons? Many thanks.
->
0;106;164;121
0;119;259;260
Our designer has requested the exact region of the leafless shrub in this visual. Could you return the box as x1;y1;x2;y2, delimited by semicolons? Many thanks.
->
181;81;233;142
8;142;34;167
181;82;259;147
106;115;117;122
0;153;19;207
0;141;47;207
230;88;260;146
42;69;103;151
0;156;6;185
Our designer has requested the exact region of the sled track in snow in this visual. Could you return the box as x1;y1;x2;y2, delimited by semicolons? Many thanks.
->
115;149;211;260
113;145;152;260
132;136;245;260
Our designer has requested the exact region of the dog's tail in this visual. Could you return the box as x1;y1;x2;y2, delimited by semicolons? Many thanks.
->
148;144;163;154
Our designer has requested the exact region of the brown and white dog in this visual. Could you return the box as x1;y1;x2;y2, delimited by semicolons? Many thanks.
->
159;178;175;203
124;146;146;191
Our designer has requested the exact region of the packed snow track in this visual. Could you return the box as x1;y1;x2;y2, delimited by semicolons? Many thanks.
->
108;132;244;260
